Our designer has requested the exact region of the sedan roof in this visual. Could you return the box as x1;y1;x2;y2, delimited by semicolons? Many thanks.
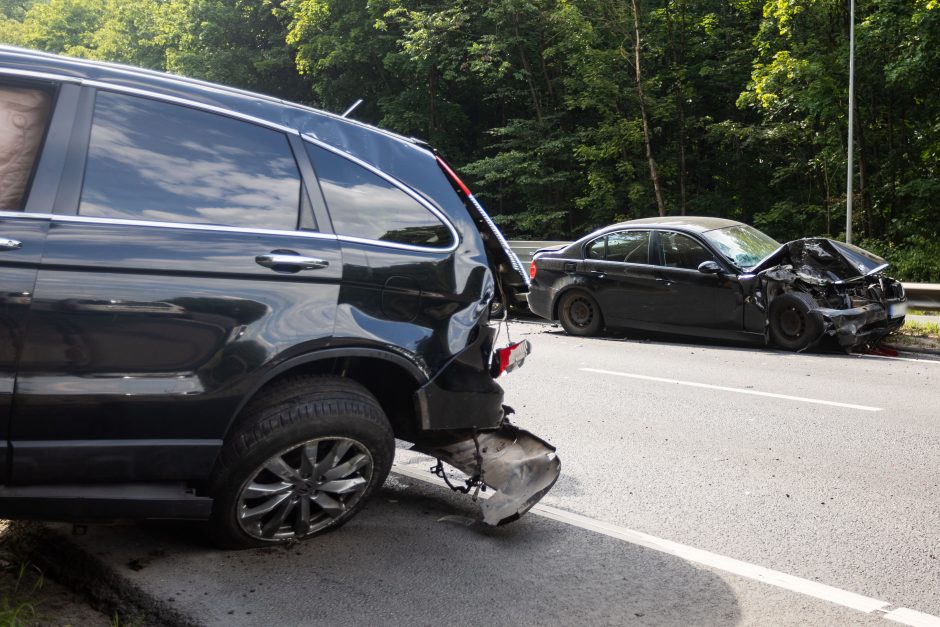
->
606;216;746;233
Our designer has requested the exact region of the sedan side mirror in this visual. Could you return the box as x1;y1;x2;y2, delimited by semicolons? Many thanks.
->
698;260;722;274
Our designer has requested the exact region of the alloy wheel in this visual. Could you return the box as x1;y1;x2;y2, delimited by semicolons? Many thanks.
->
236;437;374;541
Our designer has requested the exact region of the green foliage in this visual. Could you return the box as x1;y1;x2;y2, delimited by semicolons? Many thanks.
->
0;0;937;279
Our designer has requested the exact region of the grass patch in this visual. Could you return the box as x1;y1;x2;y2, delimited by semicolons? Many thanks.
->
898;319;940;339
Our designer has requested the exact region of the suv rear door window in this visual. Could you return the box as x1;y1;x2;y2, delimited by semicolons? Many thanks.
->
0;84;53;211
80;91;301;231
305;143;453;248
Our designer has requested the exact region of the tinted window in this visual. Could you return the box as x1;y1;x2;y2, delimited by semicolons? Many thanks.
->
0;84;52;210
606;231;650;264
80;92;301;231
586;237;605;259
660;232;714;270
306;143;453;248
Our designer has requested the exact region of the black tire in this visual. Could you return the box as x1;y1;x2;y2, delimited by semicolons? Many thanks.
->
207;375;394;549
558;290;603;336
489;299;506;319
768;291;824;352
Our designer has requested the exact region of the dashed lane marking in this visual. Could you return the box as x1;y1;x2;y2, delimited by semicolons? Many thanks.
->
581;367;883;412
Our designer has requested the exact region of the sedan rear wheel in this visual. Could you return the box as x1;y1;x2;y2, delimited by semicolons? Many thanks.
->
558;290;603;336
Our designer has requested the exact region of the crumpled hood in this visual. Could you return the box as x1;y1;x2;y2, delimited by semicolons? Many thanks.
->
750;238;889;282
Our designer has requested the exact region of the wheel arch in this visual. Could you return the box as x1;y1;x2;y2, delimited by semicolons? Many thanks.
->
223;347;429;444
551;281;594;321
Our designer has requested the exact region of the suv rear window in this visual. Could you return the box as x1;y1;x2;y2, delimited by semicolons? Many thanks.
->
0;84;52;211
79;91;301;231
306;143;453;248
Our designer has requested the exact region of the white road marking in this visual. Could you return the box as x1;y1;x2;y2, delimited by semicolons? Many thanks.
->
391;460;940;624
884;607;940;627
859;354;940;366
581;367;883;412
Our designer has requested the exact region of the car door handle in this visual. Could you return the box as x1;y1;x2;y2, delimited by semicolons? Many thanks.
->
656;277;673;287
255;253;329;271
0;239;22;251
589;270;606;279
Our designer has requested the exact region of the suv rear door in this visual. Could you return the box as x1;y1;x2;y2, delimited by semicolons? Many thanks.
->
9;88;342;485
0;74;79;483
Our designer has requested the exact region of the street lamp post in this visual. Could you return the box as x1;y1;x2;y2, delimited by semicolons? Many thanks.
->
846;0;855;244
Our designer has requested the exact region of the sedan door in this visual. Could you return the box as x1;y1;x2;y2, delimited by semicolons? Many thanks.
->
582;230;662;326
648;230;744;335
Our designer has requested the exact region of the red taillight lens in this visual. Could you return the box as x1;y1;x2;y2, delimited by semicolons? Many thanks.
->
491;340;532;377
529;260;537;280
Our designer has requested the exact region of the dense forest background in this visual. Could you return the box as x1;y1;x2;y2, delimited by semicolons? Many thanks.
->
1;0;938;280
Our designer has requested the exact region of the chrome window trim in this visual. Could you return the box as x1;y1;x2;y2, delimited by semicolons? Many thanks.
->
0;67;82;84
302;134;460;254
0;210;337;240
84;81;298;135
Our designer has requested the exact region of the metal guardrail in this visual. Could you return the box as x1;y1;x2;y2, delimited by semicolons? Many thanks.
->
506;240;940;312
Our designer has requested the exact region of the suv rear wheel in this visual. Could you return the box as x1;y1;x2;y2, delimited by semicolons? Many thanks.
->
208;375;394;549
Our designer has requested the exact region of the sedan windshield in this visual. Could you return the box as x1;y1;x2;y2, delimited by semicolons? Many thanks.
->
703;225;781;269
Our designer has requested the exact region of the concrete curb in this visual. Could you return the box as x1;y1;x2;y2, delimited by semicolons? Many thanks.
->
9;521;202;627
881;342;940;356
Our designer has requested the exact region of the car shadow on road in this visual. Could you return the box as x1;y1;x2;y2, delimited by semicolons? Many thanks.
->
65;478;742;626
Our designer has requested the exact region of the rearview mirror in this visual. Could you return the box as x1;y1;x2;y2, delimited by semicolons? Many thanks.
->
698;260;722;274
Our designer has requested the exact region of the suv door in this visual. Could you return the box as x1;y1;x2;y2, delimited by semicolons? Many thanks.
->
0;76;78;483
9;89;342;485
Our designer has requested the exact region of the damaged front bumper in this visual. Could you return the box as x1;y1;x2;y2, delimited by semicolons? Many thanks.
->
413;420;561;526
815;300;905;349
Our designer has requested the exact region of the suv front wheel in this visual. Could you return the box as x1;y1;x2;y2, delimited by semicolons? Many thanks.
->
208;375;394;549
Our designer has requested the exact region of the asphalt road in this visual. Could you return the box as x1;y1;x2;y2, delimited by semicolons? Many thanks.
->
35;320;940;626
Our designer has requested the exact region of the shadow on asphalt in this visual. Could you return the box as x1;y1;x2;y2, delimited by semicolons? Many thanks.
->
59;477;742;626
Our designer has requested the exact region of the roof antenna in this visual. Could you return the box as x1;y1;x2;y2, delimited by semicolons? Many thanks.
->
341;99;363;118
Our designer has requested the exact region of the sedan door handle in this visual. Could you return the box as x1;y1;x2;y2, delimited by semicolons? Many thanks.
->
656;277;673;287
255;253;329;271
0;239;22;251
589;270;606;279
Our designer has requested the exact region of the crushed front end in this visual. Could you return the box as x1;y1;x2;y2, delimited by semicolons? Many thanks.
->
751;238;907;350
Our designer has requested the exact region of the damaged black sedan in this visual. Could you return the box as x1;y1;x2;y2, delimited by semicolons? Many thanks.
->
527;217;907;352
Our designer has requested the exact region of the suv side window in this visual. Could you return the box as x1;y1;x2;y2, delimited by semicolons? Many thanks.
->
660;231;714;269
606;230;650;264
0;82;53;211
79;91;301;231
305;143;453;248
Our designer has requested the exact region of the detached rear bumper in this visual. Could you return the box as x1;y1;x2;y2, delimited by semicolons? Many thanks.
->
413;421;561;525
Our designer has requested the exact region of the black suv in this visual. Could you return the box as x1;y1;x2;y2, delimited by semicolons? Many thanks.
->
0;47;559;548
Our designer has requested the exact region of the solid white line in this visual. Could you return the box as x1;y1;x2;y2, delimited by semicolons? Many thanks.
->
390;462;893;615
884;607;940;627
858;354;940;366
581;367;883;412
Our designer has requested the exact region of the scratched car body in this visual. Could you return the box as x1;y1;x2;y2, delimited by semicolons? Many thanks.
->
0;46;558;548
527;217;906;351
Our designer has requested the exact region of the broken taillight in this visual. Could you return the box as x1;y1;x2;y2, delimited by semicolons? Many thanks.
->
491;339;531;377
529;259;537;280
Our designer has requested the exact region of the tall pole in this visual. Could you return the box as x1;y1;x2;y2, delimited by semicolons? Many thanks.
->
845;0;855;244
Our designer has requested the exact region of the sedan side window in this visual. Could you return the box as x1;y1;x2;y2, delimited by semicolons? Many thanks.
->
80;91;302;231
660;232;715;269
586;237;606;259
606;231;650;264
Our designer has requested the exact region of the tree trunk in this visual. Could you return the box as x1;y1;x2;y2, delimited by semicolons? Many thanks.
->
513;12;543;124
630;0;666;216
